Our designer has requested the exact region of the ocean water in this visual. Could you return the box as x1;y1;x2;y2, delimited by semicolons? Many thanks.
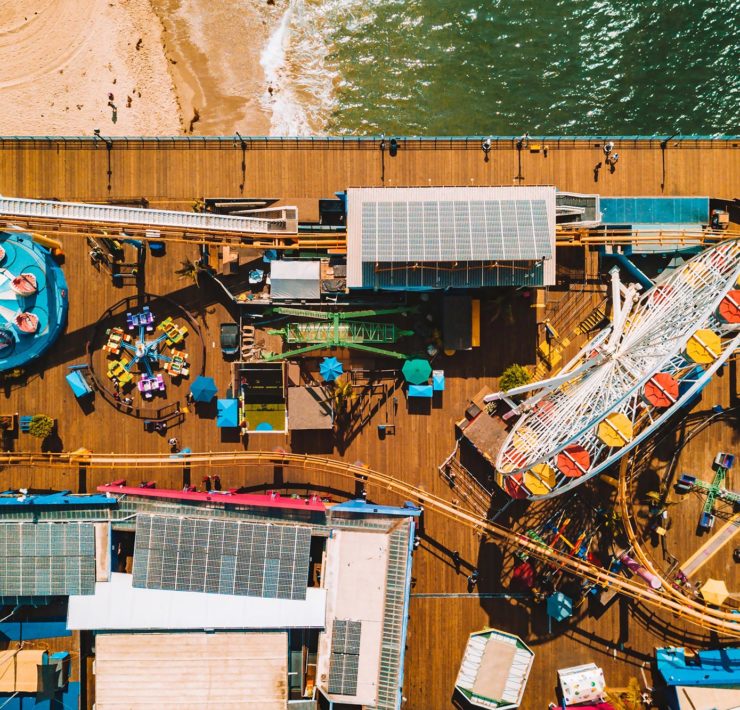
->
261;0;740;136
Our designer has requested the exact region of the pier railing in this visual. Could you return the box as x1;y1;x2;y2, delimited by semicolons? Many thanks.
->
0;135;738;150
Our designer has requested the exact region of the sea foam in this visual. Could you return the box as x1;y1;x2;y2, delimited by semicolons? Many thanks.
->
260;0;354;136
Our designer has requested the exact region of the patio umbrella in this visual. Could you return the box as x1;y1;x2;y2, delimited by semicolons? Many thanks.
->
547;591;573;621
319;356;344;382
686;328;721;364
216;398;239;428
644;372;679;408
190;375;218;402
700;578;729;606
557;444;590;478
402;358;432;385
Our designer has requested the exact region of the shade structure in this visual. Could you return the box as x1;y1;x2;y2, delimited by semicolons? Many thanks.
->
547;592;573;621
523;463;555;495
556;444;590;478
700;578;729;606
718;289;740;323
402;358;432;385
216;398;239;428
319;356;344;382
190;376;218;402
686;328;721;364
597;412;633;447
65;370;92;398
644;372;679;408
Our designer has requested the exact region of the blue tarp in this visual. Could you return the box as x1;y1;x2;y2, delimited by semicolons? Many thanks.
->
190;376;218;402
0;619;70;641
217;398;239;428
331;499;422;517
65;370;92;398
656;646;740;687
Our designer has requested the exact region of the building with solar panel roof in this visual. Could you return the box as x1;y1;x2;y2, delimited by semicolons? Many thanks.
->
346;186;557;290
0;484;420;710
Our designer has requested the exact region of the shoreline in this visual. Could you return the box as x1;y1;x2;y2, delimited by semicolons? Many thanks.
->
149;0;280;136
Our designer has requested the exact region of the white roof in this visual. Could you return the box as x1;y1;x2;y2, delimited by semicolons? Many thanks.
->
67;572;326;630
270;259;321;300
317;529;389;707
94;631;287;709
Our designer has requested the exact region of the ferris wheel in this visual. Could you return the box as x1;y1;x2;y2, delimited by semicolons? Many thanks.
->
487;238;740;500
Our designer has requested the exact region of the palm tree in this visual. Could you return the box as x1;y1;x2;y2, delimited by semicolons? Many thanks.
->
175;258;204;285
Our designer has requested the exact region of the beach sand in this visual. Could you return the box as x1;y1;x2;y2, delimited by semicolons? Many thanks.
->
0;0;182;135
0;0;280;136
150;0;280;136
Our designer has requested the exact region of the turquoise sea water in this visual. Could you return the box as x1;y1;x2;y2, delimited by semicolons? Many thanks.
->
272;0;740;135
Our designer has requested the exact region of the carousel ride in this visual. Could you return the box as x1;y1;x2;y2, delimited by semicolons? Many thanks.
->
487;238;740;500
0;232;68;372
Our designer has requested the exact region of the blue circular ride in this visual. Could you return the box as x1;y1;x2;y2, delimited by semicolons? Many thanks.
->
0;232;68;373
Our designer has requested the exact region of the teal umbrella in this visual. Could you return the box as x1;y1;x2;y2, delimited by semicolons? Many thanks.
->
319;356;344;382
402;359;432;385
190;375;218;402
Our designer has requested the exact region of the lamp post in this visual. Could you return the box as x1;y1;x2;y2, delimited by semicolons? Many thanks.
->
515;132;528;183
93;129;113;192
235;131;247;194
660;132;680;193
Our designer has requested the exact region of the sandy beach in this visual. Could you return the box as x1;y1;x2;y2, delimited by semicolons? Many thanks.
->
0;0;281;136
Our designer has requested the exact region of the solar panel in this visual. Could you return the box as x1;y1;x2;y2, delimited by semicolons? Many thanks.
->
0;523;96;596
329;620;362;696
361;199;552;263
132;514;311;600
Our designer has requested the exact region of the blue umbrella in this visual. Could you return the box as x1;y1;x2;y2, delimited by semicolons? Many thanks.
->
190;375;218;402
546;591;573;621
217;398;239;427
319;356;344;382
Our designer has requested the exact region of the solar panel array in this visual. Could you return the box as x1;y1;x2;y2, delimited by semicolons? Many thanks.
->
361;200;552;263
132;514;311;600
0;523;96;596
328;620;362;696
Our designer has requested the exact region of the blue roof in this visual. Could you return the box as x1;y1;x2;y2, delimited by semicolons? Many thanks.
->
656;646;740;687
0;491;115;509
600;197;709;225
216;398;239;427
330;499;422;517
65;370;92;398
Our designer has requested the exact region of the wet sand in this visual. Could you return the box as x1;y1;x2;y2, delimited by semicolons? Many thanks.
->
150;0;282;135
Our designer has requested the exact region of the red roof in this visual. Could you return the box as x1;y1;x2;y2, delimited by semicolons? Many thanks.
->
97;483;326;512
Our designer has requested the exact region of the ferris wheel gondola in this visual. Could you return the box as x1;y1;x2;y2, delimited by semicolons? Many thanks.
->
487;238;740;500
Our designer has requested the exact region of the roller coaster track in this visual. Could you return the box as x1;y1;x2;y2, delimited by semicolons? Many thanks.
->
1;449;738;636
0;214;346;251
0;212;736;253
618;411;740;621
